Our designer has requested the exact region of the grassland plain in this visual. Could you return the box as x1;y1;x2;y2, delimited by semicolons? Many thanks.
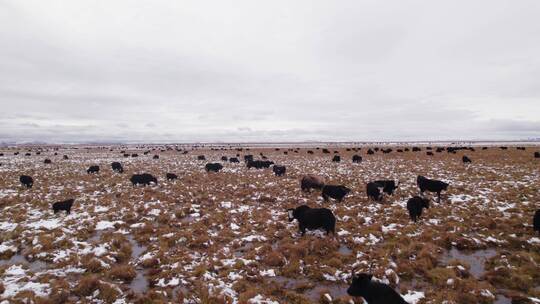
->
0;145;539;304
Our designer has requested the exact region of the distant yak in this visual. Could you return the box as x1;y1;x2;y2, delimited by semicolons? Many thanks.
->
20;175;33;188
130;173;157;186
205;163;223;172
300;175;325;192
53;199;74;215
87;165;100;174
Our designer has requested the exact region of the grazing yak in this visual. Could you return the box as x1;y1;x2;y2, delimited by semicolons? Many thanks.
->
63;155;69;160
417;175;449;202
287;205;335;236
205;163;223;172
367;149;374;155
535;152;540;158
130;173;157;186
244;155;254;162
300;175;325;192
322;185;351;202
322;149;330;154
131;153;138;157
53;199;75;215
407;196;430;222
273;165;286;176
366;180;399;201
44;159;52;164
87;165;100;174
247;160;274;169
229;157;240;163
462;155;472;163
332;155;341;162
347;273;407;304
166;173;178;181
352;155;362;163
221;156;228;161
197;155;206;160
153;155;159;159
534;210;540;235
20;175;34;188
412;147;421;152
111;162;124;173
426;151;434;156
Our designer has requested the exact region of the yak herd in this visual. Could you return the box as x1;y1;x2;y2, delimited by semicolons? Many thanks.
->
10;145;540;303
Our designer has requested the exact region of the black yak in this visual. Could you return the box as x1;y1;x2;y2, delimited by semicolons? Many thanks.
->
412;147;421;152
534;209;540;235
111;162;124;173
52;199;74;215
130;173;157;186
407;196;430;222
352;155;362;163
44;159;52;164
417;175;449;202
347;273;407;304
244;155;254;162
205;163;223;172
300;175;325;192
534;152;540;158
20;175;33;188
332;155;341;162
322;185;351;202
166;173;178;181
221;156;228;161
366;180;399;201
462;155;472;163
367;149;374;155
63;155;69;160
287;205;335;236
87;165;100;174
426;151;434;156
153;155;159;159
131;153;138;157
273;165;286;176
229;157;240;163
247;160;274;169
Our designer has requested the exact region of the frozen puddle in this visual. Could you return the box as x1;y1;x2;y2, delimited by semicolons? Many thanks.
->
441;247;497;278
338;244;352;256
494;294;511;304
0;254;49;272
127;234;149;294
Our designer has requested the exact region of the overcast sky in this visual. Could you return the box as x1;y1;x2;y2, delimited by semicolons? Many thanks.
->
1;0;539;143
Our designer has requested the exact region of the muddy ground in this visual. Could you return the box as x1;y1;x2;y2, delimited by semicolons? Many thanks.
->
0;144;539;304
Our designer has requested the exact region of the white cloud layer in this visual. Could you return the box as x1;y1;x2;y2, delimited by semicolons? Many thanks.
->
1;0;539;142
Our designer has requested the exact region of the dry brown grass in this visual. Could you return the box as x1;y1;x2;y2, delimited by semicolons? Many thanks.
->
0;144;539;302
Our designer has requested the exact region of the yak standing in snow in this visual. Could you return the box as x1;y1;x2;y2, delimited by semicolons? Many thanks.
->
322;185;351;202
130;173;157;186
347;273;408;304
417;175;449;202
300;175;325;192
287;205;335;236
111;162;124;173
53;199;75;215
87;165;100;174
20;175;33;188
407;196;430;222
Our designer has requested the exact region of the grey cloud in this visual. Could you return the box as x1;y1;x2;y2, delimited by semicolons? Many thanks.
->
1;0;539;143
